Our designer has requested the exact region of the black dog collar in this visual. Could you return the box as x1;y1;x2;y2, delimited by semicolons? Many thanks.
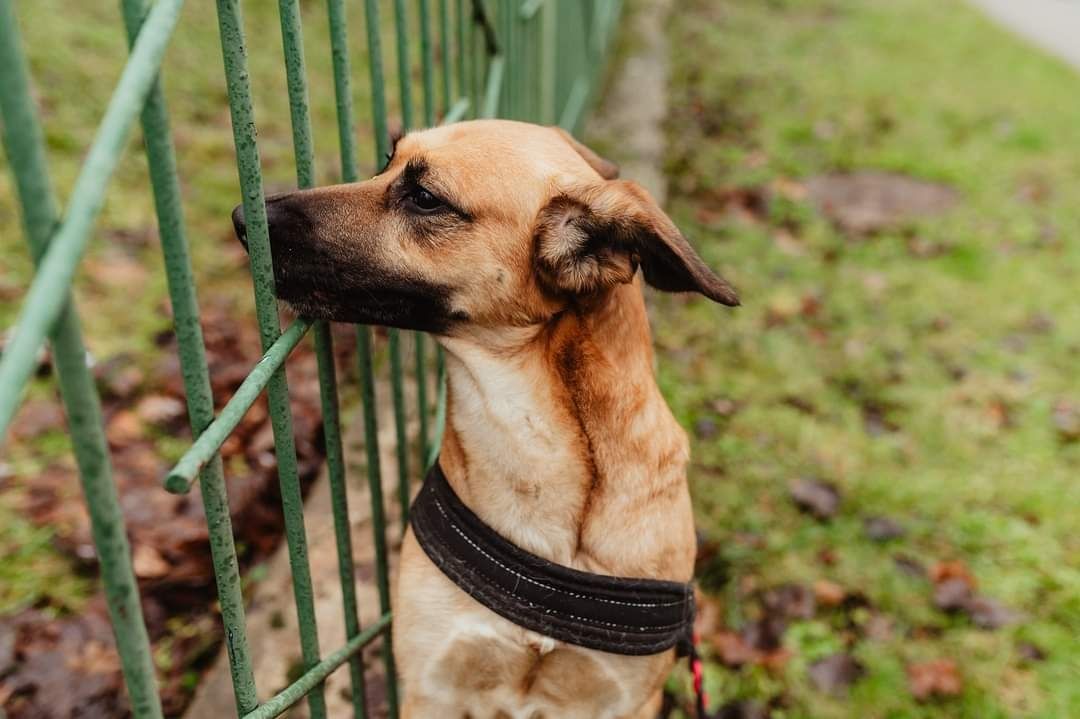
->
409;461;696;657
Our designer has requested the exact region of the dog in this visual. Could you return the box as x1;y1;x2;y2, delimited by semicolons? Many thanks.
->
232;120;737;718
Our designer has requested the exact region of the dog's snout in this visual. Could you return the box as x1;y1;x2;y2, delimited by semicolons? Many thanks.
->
231;204;248;249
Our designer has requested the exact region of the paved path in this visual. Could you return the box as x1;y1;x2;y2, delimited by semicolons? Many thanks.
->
968;0;1080;70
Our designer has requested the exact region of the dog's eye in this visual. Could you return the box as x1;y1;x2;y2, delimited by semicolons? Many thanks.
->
405;186;445;214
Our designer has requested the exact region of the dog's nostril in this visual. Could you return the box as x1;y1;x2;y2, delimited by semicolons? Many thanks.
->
231;204;248;247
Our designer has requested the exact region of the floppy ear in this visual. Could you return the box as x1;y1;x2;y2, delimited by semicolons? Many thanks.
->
534;180;740;306
551;126;621;180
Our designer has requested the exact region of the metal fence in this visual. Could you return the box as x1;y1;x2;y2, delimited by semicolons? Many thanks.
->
0;0;621;717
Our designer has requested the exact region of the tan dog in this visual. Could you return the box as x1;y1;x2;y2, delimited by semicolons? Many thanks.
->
232;120;737;718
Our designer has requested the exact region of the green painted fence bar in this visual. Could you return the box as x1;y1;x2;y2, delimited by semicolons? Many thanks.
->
242;613;392;719
214;0;328;716
359;0;402;715
116;0;260;710
325;1;371;715
390;0;415;531
165;318;312;493
0;4;164;717
0;0;184;437
0;0;624;715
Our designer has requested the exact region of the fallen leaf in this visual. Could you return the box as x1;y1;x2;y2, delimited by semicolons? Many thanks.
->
864;515;906;542
11;399;66;440
135;394;186;427
742;616;787;653
132;544;171;579
929;560;976;590
694;417;719;440
817;547;838;566
789;478;841;520
862;613;894;642
1017;642;1046;663
813;579;846;608
894;554;926;578
710;397;741;417
809;653;866;695
105;410;143;447
1052;400;1080;443
713;631;756;668
759;647;792;673
907;658;962;701
966;596;1019;630
93;354;144;400
761;583;816;620
933;577;974;613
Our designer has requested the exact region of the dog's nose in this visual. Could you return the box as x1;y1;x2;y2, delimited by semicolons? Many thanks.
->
231;203;248;249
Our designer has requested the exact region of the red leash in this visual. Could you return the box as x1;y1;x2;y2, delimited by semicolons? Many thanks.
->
688;631;708;717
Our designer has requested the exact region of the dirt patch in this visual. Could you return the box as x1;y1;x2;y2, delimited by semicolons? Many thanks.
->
805;171;958;235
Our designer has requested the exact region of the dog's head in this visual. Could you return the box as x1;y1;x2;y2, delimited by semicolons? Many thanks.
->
231;120;738;334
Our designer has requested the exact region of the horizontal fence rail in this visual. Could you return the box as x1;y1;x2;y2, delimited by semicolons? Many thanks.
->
0;0;623;717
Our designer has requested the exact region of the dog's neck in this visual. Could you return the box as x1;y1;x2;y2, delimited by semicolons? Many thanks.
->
436;280;696;581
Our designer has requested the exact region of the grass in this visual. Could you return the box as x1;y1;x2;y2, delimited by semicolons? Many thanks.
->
654;0;1080;716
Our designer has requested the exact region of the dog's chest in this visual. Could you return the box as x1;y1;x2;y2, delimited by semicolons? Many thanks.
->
422;626;650;719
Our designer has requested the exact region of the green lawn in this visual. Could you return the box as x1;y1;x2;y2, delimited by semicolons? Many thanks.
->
655;0;1080;716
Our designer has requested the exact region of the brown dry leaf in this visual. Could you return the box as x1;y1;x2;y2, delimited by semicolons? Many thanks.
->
809;653;866;695
933;577;975;613
135;394;186;427
132;544;171;579
789;478;841;520
929;560;976;590
713;631;757;668
966;596;1020;630
762;583;816;620
1052;400;1080;443
105;410;143;447
864;515;906;542
773;229;805;256
814;579;846;608
759;647;793;673
907;658;963;701
11;399;66;440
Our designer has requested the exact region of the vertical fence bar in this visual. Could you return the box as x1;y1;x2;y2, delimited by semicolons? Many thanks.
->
456;0;467;106
419;0;436;126
540;0;557;124
415;0;436;468
116;0;261;713
390;0;414;529
439;0;452;115
0;0;184;437
0;4;164;717
275;0;375;716
357;329;401;719
214;1;327;716
360;1;402;715
325;0;372;715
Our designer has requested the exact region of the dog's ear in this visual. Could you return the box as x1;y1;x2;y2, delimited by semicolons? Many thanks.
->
534;180;739;306
552;127;620;180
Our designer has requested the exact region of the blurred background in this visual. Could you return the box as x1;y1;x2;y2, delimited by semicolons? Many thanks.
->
2;0;1079;717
